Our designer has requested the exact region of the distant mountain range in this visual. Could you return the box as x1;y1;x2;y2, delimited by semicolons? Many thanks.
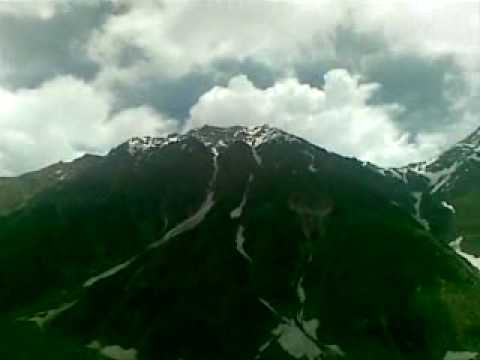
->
0;124;478;360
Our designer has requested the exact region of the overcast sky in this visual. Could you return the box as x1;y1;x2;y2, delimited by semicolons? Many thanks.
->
0;0;479;175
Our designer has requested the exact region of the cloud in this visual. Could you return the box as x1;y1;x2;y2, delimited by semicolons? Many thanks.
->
0;76;176;176
0;2;57;19
288;22;472;137
0;2;112;89
186;69;454;167
87;0;480;80
105;57;281;123
88;0;344;89
0;0;479;174
346;0;480;67
86;0;479;134
0;67;458;176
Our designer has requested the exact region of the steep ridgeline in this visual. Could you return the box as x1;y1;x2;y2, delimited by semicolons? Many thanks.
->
0;125;479;360
390;127;480;274
0;154;100;216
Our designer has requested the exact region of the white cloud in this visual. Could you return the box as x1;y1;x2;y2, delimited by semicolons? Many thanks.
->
0;76;176;176
86;0;480;145
0;1;57;20
0;67;470;176
348;0;480;65
186;69;452;167
88;0;344;90
0;0;104;20
88;0;480;83
0;1;478;174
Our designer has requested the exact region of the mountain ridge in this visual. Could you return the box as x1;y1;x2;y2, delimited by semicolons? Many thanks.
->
0;124;479;359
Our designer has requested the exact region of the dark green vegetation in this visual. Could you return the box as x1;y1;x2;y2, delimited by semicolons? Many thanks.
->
0;154;99;216
0;125;478;359
0;318;99;359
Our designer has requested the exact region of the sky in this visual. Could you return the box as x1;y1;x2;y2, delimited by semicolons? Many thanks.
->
0;0;480;175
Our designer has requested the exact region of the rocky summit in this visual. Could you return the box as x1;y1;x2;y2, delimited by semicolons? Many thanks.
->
0;125;479;360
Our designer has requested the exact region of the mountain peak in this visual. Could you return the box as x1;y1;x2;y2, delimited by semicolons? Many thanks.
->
126;124;302;156
395;125;480;195
2;122;480;360
188;124;300;147
459;125;480;149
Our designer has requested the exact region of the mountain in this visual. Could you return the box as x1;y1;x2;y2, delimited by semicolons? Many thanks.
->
0;125;479;360
390;127;480;269
0;154;100;216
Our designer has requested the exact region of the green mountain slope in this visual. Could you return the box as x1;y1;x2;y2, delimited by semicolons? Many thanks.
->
393;127;480;258
0;125;478;360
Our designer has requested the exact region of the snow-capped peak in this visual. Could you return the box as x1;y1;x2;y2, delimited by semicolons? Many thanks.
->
126;125;302;156
391;125;480;194
127;134;181;155
187;124;302;149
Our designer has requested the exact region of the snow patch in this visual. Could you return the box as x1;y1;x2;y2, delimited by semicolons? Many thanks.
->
22;301;77;328
230;174;253;219
444;351;479;360
296;277;306;304
387;167;408;183
54;168;68;181
255;337;276;360
258;298;344;359
412;192;430;230
84;257;137;288
468;152;480;162
88;341;138;360
326;345;346;357
372;165;388;177
272;319;345;359
210;147;219;184
450;237;480;272
259;298;283;319
441;201;456;213
230;199;246;219
235;225;252;262
149;147;219;249
427;161;461;193
127;125;303;161
149;192;215;249
273;319;321;360
304;151;317;173
239;125;298;147
258;339;274;353
252;147;262;166
128;135;179;155
402;156;462;194
189;124;301;151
